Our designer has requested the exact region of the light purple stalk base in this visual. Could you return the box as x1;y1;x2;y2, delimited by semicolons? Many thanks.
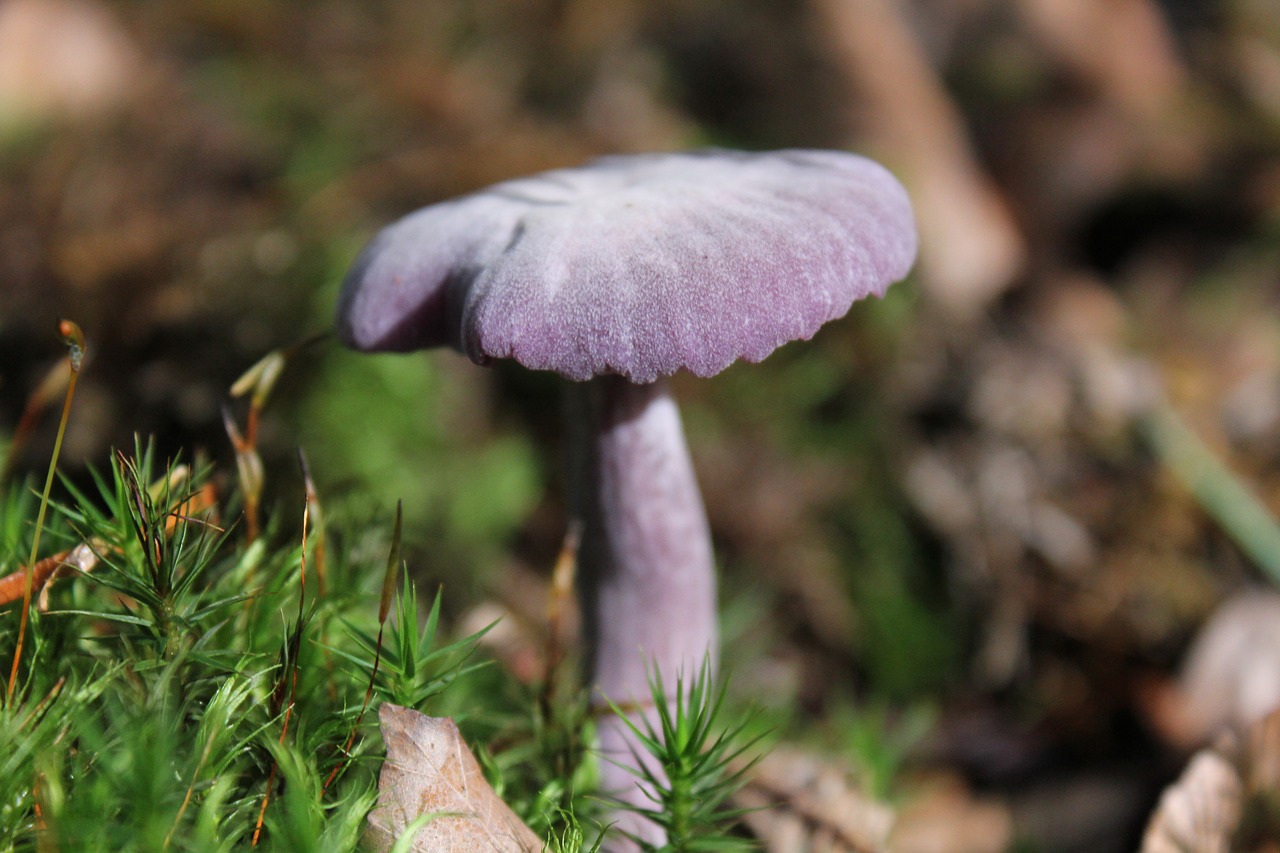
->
567;376;717;847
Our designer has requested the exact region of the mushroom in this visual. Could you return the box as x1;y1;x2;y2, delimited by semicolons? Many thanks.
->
336;149;917;845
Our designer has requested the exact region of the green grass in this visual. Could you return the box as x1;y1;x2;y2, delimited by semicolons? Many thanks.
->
0;440;531;850
0;437;763;851
605;662;764;852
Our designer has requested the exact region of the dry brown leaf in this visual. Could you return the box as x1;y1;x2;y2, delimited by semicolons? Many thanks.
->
1140;750;1242;853
736;745;895;853
366;704;542;853
890;774;1011;853
1154;593;1280;749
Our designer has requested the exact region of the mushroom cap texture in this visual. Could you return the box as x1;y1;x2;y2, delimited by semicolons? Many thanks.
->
337;149;917;383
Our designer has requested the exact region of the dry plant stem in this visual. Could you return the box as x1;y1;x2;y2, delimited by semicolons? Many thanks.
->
7;366;79;704
0;545;94;607
543;522;581;695
566;376;718;846
299;453;328;596
222;408;263;546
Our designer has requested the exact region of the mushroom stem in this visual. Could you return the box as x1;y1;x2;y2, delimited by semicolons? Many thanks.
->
566;375;718;845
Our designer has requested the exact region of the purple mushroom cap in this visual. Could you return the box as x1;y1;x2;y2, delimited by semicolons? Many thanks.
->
337;149;916;383
338;149;917;849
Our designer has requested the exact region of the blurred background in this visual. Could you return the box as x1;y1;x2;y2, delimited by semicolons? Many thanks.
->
2;0;1279;848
